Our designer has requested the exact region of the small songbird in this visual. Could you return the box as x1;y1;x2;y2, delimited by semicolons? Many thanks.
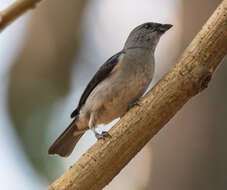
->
48;22;172;157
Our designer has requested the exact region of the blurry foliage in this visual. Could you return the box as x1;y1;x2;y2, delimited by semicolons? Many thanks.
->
7;0;88;181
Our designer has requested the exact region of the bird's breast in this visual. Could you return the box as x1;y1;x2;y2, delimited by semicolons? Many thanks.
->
99;57;154;123
82;52;155;125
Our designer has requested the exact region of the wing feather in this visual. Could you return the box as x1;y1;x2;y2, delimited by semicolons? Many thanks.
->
71;51;124;118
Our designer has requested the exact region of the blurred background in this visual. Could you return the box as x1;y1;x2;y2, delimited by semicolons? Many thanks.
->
0;0;226;189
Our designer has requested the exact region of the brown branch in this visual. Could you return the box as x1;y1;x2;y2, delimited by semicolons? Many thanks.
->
0;0;42;32
47;1;227;190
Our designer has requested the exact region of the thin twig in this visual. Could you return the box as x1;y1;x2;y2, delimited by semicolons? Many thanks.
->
47;1;227;190
0;0;42;32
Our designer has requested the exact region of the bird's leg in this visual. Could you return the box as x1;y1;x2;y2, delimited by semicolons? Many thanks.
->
89;114;111;139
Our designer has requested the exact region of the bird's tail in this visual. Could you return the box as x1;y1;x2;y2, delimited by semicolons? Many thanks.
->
48;120;85;157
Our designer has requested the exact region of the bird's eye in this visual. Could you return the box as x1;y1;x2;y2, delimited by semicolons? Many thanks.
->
144;24;152;29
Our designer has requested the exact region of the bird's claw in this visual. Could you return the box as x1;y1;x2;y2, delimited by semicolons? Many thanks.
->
95;131;112;140
128;101;140;111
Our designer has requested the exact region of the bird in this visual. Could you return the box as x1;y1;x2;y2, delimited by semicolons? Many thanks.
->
48;22;172;157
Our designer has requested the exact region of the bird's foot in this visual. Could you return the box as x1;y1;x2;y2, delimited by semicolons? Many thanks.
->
95;131;112;140
128;101;140;111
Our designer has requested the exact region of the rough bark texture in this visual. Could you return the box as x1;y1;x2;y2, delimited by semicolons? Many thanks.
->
48;1;227;190
0;0;42;32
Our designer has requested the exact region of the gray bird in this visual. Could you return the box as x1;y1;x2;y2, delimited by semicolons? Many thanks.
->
48;22;172;157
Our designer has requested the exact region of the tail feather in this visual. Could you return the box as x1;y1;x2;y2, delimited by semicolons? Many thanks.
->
48;120;85;157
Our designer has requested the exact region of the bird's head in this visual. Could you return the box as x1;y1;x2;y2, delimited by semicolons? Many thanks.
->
124;22;173;51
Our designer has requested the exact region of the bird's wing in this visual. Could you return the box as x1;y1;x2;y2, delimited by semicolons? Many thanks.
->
71;51;125;118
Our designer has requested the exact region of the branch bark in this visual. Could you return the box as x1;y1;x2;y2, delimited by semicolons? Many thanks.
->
0;0;42;32
47;1;227;190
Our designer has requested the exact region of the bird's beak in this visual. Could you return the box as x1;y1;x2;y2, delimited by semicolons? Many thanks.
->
158;24;173;33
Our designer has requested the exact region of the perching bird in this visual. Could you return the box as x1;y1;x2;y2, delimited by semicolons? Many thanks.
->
48;22;172;157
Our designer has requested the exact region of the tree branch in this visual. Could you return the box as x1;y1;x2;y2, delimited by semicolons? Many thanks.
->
47;1;227;190
0;0;42;32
